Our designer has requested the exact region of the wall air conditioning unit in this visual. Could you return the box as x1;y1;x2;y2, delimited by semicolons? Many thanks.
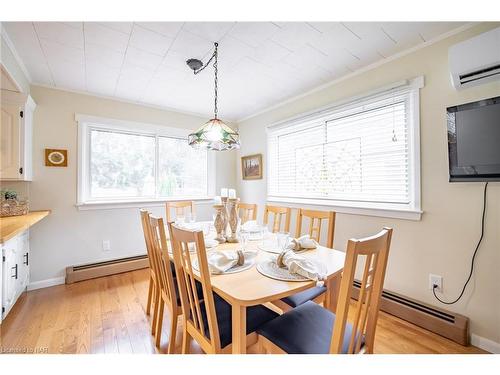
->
449;26;500;90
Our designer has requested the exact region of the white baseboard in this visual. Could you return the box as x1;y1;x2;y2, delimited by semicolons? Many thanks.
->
28;277;65;291
471;334;500;354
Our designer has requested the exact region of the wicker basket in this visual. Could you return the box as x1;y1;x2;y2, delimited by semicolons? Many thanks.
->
0;199;29;217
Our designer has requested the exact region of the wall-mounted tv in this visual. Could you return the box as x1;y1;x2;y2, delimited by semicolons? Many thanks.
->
447;96;500;182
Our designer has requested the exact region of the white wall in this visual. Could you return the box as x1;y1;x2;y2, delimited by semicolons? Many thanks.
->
24;86;237;284
236;23;500;345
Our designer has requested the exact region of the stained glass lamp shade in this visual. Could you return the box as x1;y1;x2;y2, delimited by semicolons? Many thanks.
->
188;118;240;151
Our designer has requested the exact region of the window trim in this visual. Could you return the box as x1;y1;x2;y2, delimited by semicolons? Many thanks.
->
76;114;216;209
266;77;424;221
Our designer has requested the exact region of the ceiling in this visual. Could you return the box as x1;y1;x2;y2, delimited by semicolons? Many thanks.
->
2;22;466;121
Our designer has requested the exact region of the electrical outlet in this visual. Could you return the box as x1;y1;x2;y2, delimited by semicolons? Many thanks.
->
102;240;111;252
429;274;443;292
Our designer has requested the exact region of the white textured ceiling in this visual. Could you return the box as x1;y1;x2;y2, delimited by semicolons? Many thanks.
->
2;22;465;120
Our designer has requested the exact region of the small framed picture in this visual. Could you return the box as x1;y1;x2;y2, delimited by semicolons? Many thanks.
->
241;154;263;180
45;149;68;167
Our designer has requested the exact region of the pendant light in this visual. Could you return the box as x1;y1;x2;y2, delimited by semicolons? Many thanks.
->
187;42;240;151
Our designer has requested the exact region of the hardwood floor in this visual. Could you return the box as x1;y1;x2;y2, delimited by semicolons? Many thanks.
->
0;269;487;354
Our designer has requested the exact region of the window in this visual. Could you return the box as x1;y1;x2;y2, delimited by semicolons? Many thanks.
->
77;115;214;207
267;78;422;219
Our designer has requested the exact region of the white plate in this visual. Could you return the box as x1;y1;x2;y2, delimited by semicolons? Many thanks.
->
257;243;282;254
192;258;255;274
204;239;219;248
256;261;310;282
168;238;218;255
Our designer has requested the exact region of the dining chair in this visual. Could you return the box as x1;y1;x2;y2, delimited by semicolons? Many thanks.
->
257;228;393;354
145;212;181;352
238;202;258;224
263;205;291;233
166;201;195;222
275;208;337;311
167;222;279;354
140;210;159;318
295;209;336;248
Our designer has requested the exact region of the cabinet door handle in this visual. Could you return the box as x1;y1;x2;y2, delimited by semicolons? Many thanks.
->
11;264;18;279
24;253;29;266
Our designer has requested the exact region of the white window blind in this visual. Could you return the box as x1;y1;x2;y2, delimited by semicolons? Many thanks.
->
267;81;421;217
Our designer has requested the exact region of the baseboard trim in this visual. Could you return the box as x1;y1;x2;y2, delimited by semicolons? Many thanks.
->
471;334;500;354
66;255;149;284
27;277;65;291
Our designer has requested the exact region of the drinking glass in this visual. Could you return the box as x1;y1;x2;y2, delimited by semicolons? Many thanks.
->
261;226;270;239
185;212;194;223
238;231;249;252
175;215;185;226
202;222;210;237
277;231;290;252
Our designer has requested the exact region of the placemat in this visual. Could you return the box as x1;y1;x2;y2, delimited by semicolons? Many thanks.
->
192;258;255;275
256;260;309;282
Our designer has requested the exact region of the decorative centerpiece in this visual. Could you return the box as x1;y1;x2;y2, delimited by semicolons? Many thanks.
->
226;198;240;243
213;204;227;243
213;188;239;243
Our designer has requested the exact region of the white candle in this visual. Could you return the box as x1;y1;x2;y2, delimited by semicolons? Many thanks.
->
214;196;222;205
228;189;236;199
221;188;228;198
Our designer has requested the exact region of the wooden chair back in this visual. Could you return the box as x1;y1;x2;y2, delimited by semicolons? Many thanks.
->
330;227;393;354
239;203;257;224
148;214;178;309
295;208;336;248
263;205;291;233
167;222;222;353
166;201;195;222
140;209;158;279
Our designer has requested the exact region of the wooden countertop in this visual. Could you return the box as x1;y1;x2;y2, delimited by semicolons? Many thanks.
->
0;210;51;244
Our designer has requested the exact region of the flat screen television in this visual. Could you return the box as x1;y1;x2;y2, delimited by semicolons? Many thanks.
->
447;95;500;182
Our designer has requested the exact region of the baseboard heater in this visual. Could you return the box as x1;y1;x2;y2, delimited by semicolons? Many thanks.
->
352;280;469;346
66;255;149;284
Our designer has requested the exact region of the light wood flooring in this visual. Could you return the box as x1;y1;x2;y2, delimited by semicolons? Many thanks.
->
0;269;487;354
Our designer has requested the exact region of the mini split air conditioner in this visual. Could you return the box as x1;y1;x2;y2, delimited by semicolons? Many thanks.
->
449;26;500;90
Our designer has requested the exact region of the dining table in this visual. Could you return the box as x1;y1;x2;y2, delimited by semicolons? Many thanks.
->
168;222;346;354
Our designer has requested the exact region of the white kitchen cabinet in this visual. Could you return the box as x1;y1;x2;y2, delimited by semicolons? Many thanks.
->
0;90;36;181
1;229;30;321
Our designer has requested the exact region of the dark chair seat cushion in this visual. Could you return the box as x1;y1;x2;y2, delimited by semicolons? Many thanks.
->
201;293;279;349
257;301;364;354
281;286;327;307
169;260;176;276
173;277;204;307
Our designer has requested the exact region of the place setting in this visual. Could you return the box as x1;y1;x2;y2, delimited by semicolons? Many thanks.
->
256;232;327;284
191;231;257;275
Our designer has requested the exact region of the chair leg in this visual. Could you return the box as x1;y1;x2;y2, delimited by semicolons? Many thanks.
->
146;277;154;315
181;328;191;354
167;312;178;354
151;287;160;335
155;300;165;348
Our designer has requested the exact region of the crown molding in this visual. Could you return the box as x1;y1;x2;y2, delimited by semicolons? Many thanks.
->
0;23;33;86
